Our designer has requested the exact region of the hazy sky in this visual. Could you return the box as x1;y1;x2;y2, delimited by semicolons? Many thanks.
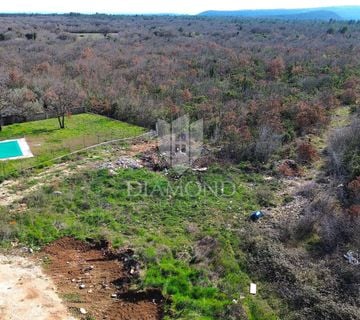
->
0;0;359;14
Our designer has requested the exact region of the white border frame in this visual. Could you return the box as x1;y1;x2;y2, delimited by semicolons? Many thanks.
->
0;138;34;161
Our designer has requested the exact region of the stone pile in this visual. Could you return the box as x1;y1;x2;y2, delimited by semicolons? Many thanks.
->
98;156;143;171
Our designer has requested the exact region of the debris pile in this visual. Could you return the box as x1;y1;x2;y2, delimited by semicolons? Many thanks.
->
140;151;168;171
108;248;141;278
98;156;143;171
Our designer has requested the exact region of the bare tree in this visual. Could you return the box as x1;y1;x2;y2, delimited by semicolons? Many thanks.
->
254;126;282;162
0;85;8;131
43;81;85;129
0;86;38;131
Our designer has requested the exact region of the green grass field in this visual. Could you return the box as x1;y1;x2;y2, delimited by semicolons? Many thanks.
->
0;163;280;319
0;113;145;180
0;114;282;319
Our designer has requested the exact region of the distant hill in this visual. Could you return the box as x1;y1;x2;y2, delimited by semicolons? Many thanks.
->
330;6;360;20
199;6;360;20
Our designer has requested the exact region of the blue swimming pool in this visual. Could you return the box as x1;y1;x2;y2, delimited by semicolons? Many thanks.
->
0;140;23;159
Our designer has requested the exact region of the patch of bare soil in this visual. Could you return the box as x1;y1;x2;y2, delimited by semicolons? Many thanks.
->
126;140;157;157
39;237;164;320
0;254;76;320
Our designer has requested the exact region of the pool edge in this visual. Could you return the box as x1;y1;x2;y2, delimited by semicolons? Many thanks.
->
0;138;34;161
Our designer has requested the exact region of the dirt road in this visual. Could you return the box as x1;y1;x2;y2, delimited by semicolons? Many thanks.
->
0;254;76;320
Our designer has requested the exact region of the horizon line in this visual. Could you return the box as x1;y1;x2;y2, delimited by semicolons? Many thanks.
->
0;5;359;16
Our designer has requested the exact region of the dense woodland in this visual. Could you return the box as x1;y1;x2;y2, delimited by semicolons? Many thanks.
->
0;14;360;319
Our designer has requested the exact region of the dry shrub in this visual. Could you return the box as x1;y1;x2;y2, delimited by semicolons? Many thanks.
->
291;193;350;253
328;118;360;179
253;126;282;162
296;181;318;199
292;210;317;241
277;159;302;177
295;101;328;134
348;176;360;192
0;223;17;242
348;205;360;217
297;141;319;164
348;176;360;204
267;56;285;79
341;88;358;105
255;186;274;207
309;193;339;214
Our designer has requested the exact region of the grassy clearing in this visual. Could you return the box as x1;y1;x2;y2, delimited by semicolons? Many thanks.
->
0;162;281;319
0;114;145;180
330;106;351;129
310;105;351;150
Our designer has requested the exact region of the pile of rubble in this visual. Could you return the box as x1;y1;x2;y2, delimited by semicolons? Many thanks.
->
98;156;143;172
140;151;169;171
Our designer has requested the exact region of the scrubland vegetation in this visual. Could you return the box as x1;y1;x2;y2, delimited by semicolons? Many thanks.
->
0;15;359;161
0;14;359;320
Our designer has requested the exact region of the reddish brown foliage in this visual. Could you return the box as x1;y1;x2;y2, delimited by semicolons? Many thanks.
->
291;64;303;75
182;88;192;102
224;124;252;142
89;95;111;114
341;88;358;105
320;92;340;110
267;57;285;79
295;101;328;133
348;177;360;203
8;69;24;88
348;176;360;193
0;16;358;163
297;141;319;164
348;205;360;217
277;160;302;177
81;47;94;59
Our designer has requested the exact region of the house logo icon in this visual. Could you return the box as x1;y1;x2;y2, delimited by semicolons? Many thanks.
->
156;115;203;174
